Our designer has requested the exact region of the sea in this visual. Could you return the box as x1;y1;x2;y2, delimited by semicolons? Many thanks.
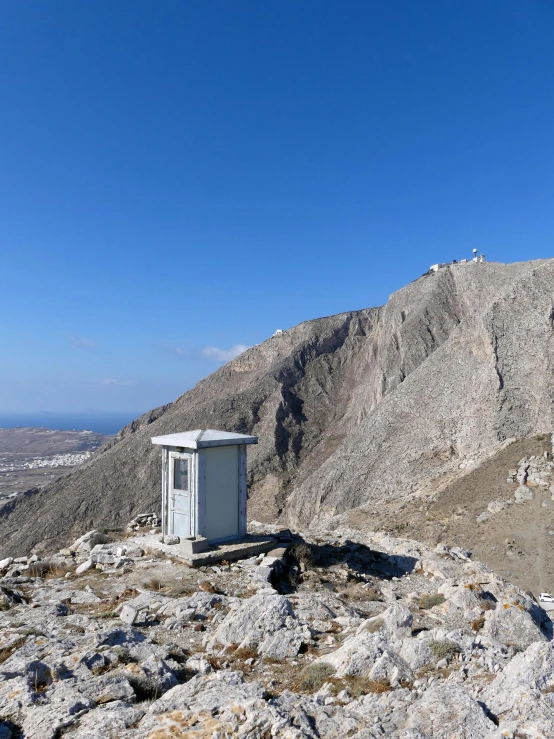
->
0;411;143;436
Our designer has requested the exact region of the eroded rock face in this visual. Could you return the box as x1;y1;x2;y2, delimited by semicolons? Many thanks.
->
0;523;553;738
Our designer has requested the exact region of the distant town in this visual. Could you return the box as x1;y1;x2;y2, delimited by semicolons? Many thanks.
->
0;426;111;500
0;450;93;473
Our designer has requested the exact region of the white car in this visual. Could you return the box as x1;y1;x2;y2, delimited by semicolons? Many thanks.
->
539;593;554;603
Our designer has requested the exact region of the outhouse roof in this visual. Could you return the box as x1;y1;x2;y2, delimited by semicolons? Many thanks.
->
151;429;258;449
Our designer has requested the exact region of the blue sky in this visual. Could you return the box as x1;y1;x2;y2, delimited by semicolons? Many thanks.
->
2;0;554;413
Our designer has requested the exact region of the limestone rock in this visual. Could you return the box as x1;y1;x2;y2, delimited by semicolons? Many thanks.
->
482;601;547;649
404;684;496;737
514;485;533;503
76;559;93;575
319;631;413;683
208;591;296;652
259;628;303;659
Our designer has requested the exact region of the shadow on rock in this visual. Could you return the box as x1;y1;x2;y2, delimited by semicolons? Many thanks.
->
276;537;417;593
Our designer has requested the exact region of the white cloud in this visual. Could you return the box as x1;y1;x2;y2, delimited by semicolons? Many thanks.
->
202;344;250;362
95;379;135;386
70;336;96;349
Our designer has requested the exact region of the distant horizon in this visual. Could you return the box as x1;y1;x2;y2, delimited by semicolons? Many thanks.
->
0;409;147;416
0;410;145;435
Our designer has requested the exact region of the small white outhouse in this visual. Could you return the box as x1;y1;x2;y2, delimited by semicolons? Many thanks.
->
151;429;258;551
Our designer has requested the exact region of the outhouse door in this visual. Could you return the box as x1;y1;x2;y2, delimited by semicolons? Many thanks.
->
168;452;193;538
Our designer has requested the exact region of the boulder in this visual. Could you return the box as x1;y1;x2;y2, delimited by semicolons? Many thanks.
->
208;592;296;652
120;604;147;626
75;559;93;575
320;632;413;683
398;637;434;670
482;602;547;649
137;655;178;694
404;684;496;736
358;603;413;641
259;628;303;659
514;485;533;503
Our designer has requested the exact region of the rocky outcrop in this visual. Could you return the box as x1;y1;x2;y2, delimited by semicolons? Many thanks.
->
3;259;554;556
1;523;553;737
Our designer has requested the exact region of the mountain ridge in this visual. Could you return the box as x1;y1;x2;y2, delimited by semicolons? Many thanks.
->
1;257;553;558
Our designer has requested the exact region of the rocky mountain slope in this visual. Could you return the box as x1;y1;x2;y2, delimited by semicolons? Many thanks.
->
339;434;554;596
2;258;554;557
1;522;554;738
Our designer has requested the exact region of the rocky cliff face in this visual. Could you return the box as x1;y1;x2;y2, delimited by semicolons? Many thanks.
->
2;258;554;557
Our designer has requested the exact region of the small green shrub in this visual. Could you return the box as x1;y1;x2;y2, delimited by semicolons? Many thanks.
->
297;662;335;692
417;593;446;610
233;646;258;661
429;640;460;659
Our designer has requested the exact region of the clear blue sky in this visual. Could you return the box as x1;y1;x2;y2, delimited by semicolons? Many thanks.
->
2;0;554;413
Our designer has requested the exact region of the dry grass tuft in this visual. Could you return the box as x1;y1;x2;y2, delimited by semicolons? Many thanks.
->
295;662;335;692
340;584;381;602
329;675;391;696
28;561;72;580
364;617;384;633
417;593;446;610
471;615;486;632
142;578;164;592
0;636;26;665
233;646;258;661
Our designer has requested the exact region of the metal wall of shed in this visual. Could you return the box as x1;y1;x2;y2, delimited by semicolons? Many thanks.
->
204;445;241;541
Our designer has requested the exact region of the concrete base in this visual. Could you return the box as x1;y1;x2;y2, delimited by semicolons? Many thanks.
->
180;536;209;555
133;532;278;567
